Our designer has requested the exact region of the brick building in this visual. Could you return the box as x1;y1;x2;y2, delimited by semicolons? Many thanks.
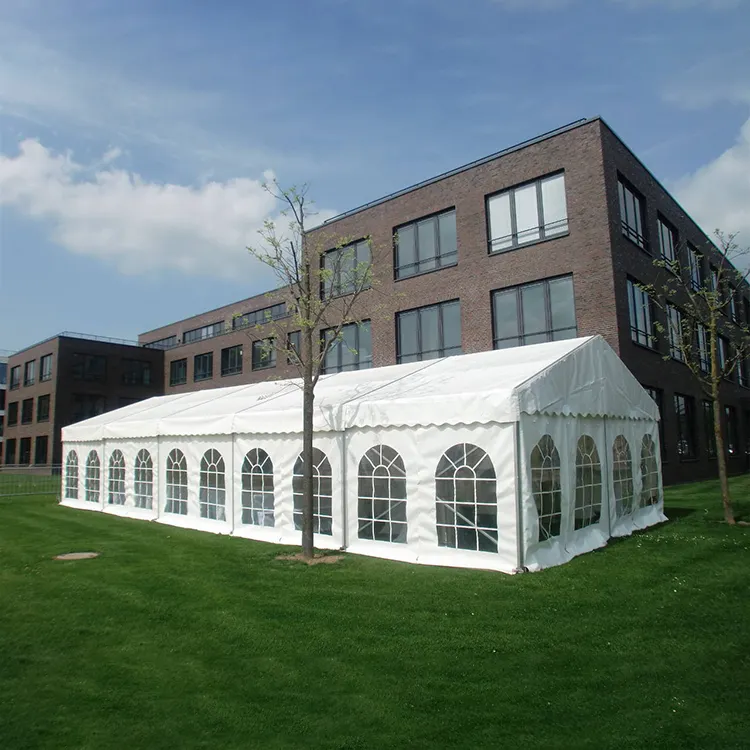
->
3;334;164;468
129;116;747;485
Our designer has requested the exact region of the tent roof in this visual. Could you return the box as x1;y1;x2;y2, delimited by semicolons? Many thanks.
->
62;336;658;442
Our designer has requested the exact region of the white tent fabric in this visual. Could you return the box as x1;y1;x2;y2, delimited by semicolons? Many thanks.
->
61;336;666;572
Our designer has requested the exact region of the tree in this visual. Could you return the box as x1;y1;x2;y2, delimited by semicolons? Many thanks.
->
641;229;749;525
246;182;377;558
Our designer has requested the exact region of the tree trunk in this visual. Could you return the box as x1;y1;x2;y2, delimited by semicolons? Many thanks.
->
713;392;736;525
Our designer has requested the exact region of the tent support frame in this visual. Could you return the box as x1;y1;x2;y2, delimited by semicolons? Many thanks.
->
514;420;527;573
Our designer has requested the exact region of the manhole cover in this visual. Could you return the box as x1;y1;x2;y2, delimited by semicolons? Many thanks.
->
54;552;99;560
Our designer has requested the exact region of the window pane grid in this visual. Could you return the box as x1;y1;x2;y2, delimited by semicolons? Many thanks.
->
85;451;100;504
108;450;126;505
165;449;188;515
65;451;79;499
134;449;154;509
627;279;656;348
531;435;562;541
396;300;461;363
675;394;696;459
640;435;659;507
667;305;685;362
618;180;647;249
292;448;333;535
322;321;372;374
395;210;457;279
200;449;226;521
574;436;602;530
613;436;634;518
358;445;407;544
170;358;187;386
323;239;372;297
241;449;275;527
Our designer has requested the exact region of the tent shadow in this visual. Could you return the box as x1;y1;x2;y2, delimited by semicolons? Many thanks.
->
663;507;695;521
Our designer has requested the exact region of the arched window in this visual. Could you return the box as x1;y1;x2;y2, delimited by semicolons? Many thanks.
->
165;449;188;515
358;445;407;544
640;435;659;507
435;443;497;553
241;448;274;527
292;448;333;535
65;450;79;500
613;435;634;517
108;450;126;505
85;450;100;504
531;435;561;541
200;449;226;521
134;449;154;509
574;435;602;530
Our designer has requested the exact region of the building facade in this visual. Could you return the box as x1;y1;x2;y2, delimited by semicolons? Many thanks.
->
0;352;9;458
129;116;747;485
3;334;164;468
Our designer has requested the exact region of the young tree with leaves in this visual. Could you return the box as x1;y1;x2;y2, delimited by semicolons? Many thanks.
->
642;230;748;525
246;182;376;558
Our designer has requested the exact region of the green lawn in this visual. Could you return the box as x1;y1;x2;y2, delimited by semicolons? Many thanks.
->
1;480;749;750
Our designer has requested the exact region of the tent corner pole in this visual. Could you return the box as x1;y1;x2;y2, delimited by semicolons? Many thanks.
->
514;419;526;574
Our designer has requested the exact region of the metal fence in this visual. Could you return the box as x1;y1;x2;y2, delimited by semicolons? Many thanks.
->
0;465;62;498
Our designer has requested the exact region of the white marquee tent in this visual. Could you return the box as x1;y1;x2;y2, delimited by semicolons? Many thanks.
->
60;336;666;572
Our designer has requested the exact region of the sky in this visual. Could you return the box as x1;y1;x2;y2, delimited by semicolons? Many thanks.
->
0;0;749;352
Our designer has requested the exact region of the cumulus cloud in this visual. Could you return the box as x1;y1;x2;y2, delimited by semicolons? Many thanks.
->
0;140;333;279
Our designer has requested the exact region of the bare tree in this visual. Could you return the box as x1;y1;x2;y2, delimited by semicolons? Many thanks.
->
246;182;378;558
641;230;749;525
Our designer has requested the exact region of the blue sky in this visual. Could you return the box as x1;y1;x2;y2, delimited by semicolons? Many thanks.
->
1;0;749;351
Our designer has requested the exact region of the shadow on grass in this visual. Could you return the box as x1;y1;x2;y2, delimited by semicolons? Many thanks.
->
663;507;695;520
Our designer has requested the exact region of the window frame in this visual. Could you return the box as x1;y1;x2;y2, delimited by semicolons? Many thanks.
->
702;399;717;458
40;354;53;382
7;401;18;426
687;245;703;291
169;358;188;386
396;299;461;364
183;321;224;344
10;365;21;390
643;385;667;461
321;321;372;374
657;215;678;267
322;238;372;298
666;304;685;362
724;405;739;458
627;278;657;350
199;449;227;521
251;338;276;371
21;398;33;424
71;353;107;383
34;435;49;465
358;444;408;545
674;393;697;460
193;352;214;382
36;394;50;422
220;344;243;377
241;448;275;527
617;176;648;251
233;303;288;330
121;358;152;386
394;208;458;280
23;360;35;387
134;449;154;509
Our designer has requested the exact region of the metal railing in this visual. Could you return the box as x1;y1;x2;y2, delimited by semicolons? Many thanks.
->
0;465;62;498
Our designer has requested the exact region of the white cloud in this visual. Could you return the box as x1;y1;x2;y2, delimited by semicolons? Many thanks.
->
0;139;334;279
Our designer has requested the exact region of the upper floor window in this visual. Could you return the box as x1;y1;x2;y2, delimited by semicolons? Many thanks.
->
666;305;685;362
193;352;213;382
71;353;107;382
7;401;18;426
233;303;288;330
170;358;187;386
395;209;457;279
143;335;178;350
24;360;35;386
10;365;20;390
322;322;372;374
322;239;371;297
657;216;677;265
72;393;106;422
221;345;243;376
725;405;739;457
687;245;703;291
21;398;33;424
696;323;709;372
287;330;301;365
702;400;717;458
618;177;646;249
184;322;224;344
0;362;6;386
727;286;738;323
122;359;152;386
674;393;697;460
396;300;461;364
492;275;576;350
40;354;53;382
627;278;656;349
487;172;568;254
252;338;276;370
37;394;50;422
718;336;729;373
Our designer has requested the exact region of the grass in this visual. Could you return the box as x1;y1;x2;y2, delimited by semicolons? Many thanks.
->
1;479;749;749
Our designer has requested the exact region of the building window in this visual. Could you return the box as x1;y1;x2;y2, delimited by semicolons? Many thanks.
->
34;436;48;465
531;435;562;542
643;386;666;461
640;435;659;507
492;275;576;349
7;401;18;426
65;451;79;499
627;278;656;349
667;305;685;362
36;394;50;422
5;438;16;465
200;449;226;521
183;321;224;343
21;398;33;424
292;447;333;535
718;336;729;373
744;298;750;327
0;389;4;412
169;358;187;386
322;322;372;374
108;450;126;505
725;406;739;458
10;365;20;390
287;331;301;365
193;352;213;382
251;338;276;370
72;394;106;422
709;265;719;293
233;303;288;330
72;354;107;382
487;172;568;254
397;299;461;364
612;435;634;518
0;362;5;387
727;286;739;323
657;216;677;266
687;246;703;291
696;323;709;372
122;359;152;386
674;393;696;460
143;335;178;350
134;449;154;509
221;345;243;377
18;437;31;465
165;449;188;515
85;450;100;503
618;177;647;249
241;448;275;527
574;436;602;530
702;400;717;458
395;209;457;279
322;239;371;297
24;360;35;386
40;354;53;382
738;358;748;388
358;445;408;544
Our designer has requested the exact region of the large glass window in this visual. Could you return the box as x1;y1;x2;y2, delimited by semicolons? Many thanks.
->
65;450;79;499
241;449;275;527
574;436;602;530
10;365;21;390
435;443;497;552
24;360;35;386
487;172;568;253
165;449;188;515
612;436;634;518
396;300;461;363
170;358;188;386
5;439;16;465
531;435;561;541
287;331;301;365
725;405;739;458
322;322;372;374
395;210;457;279
122;359;152;386
492;275;576;349
200;449;226;521
640;435;659;507
143;335;178;350
727;286;739;323
71;354;107;382
7;401;18;425
233;303;288;330
193;352;213;382
21;399;33;424
687;245;703;291
323;239;371;297
85;450;101;503
34;436;48;465
674;393;696;459
627;278;656;348
358;445;407;544
183;322;224;343
252;338;276;370
702;400;717;458
221;345;243;376
134;449;154;509
618;177;646;249
643;385;666;461
667;305;685;362
40;354;53;382
37;394;50;422
657;216;677;265
292;448;333;535
696;323;709;372
72;394;106;422
108;450;126;505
